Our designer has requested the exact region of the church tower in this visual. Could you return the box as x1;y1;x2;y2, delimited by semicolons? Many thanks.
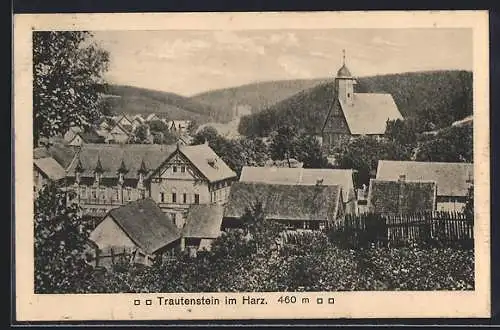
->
335;50;356;106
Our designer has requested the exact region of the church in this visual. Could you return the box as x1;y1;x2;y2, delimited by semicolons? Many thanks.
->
321;51;403;150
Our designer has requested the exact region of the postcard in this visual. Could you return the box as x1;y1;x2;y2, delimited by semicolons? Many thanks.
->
14;11;490;321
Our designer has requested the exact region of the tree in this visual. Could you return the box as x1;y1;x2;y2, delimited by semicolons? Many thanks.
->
34;183;95;293
415;126;473;162
385;119;418;148
192;126;219;145
132;124;150;143
294;134;329;168
33;31;110;145
187;120;199;135
269;126;299;161
336;136;412;186
149;119;167;133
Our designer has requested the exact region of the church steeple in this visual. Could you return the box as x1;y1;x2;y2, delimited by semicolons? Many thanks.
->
335;49;356;106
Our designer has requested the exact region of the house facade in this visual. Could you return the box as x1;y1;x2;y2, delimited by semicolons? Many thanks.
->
322;51;403;150
108;123;133;144
65;144;176;218
148;143;237;228
376;160;474;212
89;198;181;267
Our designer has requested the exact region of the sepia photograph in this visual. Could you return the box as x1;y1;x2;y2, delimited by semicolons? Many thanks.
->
14;11;490;321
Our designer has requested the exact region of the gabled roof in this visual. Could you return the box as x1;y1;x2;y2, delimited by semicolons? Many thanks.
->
183;204;224;239
33;143;77;170
110;122;133;136
338;93;403;135
34;157;66;181
376;160;474;197
224;182;343;221
239;167;355;202
107;198;180;254
66;144;176;179
146;113;159;121
178;144;237;182
75;130;106;144
368;179;437;215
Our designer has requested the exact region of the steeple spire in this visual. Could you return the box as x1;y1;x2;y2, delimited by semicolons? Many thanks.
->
342;49;346;65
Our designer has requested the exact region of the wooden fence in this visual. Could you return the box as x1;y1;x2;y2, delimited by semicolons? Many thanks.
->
330;211;473;248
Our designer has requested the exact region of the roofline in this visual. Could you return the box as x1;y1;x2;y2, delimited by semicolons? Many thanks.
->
145;147;209;182
377;160;474;166
106;212;148;253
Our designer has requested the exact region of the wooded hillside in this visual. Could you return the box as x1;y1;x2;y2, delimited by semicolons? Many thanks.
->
238;71;473;137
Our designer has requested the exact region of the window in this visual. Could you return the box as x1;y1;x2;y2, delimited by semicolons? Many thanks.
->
172;193;177;203
126;189;132;201
91;189;97;199
194;194;199;204
181;166;185;173
170;213;176;225
183;193;187;204
173;166;177;173
114;188;119;201
80;186;87;199
160;192;165;203
347;93;351;98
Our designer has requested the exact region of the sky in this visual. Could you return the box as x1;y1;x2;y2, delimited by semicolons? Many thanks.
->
92;28;472;96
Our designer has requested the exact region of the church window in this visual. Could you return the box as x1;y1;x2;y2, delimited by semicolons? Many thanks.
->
173;166;177;173
181;166;185;173
183;193;187;204
172;193;177;203
194;194;200;204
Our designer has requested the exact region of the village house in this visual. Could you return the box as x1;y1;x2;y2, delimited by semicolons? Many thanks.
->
321;51;403;150
223;182;345;231
168;120;191;134
115;114;134;128
65;143;176;218
375;160;474;212
181;204;225;256
145;113;160;122
368;177;438;215
33;143;77;193
131;115;146;129
148;142;237;228
107;122;133;144
89;198;181;267
63;126;83;143
239;166;358;214
67;130;106;146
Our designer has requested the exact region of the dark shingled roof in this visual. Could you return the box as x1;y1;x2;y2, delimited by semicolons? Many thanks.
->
224;182;343;221
183;204;224;239
368;179;437;215
376;160;473;197
66;144;176;179
107;198;180;254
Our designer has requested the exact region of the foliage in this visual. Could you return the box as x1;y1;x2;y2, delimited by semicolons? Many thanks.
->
268;125;329;168
385;118;418;149
415;125;473;162
33;31;110;145
335;136;412;186
132;124;151;144
34;183;95;293
355;247;474;290
148;119;167;133
187;120;199;135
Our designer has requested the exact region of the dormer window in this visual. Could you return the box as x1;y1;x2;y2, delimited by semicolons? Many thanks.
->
75;158;84;184
117;159;128;186
138;159;148;188
93;157;104;186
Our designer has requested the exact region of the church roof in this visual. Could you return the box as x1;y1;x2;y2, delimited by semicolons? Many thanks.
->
338;93;403;135
337;64;352;78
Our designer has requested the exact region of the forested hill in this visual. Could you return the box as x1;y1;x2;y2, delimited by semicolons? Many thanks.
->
237;70;473;137
190;78;329;122
101;85;218;123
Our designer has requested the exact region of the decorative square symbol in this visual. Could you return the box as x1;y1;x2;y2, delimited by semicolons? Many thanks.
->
317;298;323;304
328;298;335;304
